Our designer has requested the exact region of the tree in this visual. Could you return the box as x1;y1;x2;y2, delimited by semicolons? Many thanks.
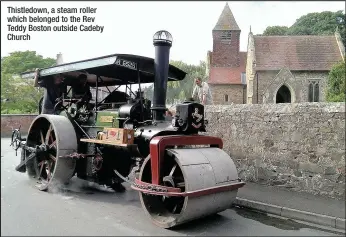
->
169;60;207;103
143;83;154;102
143;60;207;105
263;26;289;36
1;51;56;114
1;51;56;74
326;61;345;102
262;10;345;46
1;73;43;113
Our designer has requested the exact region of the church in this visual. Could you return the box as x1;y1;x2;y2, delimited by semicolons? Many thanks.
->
206;3;345;104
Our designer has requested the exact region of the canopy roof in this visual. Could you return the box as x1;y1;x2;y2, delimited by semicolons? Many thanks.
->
21;54;187;87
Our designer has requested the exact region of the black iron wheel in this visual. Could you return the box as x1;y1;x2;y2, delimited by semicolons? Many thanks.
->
25;114;77;191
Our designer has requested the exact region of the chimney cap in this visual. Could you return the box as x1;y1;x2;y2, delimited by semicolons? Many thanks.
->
153;30;173;46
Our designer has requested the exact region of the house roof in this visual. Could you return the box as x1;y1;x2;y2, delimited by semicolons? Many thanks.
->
253;35;343;71
208;52;247;84
213;3;240;31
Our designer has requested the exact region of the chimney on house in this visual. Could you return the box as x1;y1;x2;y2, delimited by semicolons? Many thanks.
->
56;52;63;65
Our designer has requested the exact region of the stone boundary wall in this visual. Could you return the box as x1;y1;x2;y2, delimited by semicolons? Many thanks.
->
205;102;345;199
1;103;345;199
1;114;38;137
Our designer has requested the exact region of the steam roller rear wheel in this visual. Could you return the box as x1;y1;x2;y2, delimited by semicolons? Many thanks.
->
138;147;240;228
25;114;77;191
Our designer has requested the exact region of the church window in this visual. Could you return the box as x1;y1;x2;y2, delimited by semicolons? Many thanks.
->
308;80;319;102
224;94;229;102
220;31;232;40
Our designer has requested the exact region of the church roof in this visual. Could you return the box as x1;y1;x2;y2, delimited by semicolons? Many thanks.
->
208;52;247;84
213;3;240;31
253;35;343;71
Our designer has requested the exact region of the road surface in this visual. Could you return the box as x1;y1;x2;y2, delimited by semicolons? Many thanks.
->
1;138;342;236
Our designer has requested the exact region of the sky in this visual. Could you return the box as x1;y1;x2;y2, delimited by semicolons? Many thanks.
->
1;1;345;66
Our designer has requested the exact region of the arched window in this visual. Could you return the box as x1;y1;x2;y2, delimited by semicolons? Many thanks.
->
224;94;229;102
308;81;319;102
276;85;291;103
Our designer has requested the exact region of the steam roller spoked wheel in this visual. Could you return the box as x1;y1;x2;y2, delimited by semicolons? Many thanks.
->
25;114;77;191
138;147;241;228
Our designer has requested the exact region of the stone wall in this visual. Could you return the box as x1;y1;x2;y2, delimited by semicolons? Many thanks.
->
248;70;329;104
210;84;246;104
205;102;345;199
1;114;37;137
258;70;329;104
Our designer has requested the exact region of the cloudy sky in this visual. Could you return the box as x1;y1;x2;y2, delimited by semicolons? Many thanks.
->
1;1;344;65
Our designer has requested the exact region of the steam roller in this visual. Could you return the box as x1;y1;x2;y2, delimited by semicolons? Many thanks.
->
10;29;245;229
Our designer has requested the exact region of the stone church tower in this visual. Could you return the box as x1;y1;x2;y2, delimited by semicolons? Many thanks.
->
207;3;247;104
211;2;241;68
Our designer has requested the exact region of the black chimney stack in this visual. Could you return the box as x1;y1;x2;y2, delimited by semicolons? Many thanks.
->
152;30;173;121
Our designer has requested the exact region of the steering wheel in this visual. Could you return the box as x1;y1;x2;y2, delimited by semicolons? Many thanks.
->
54;99;69;112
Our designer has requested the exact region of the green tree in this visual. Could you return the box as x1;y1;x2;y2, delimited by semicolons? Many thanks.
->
143;60;207;105
262;10;345;45
1;51;56;114
326;61;345;102
1;51;56;74
143;83;154;102
263;26;289;36
169;60;207;103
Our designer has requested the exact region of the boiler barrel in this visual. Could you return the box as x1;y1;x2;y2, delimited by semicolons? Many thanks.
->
139;147;240;228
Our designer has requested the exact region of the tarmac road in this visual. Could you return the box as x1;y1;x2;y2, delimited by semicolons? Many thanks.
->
0;138;342;236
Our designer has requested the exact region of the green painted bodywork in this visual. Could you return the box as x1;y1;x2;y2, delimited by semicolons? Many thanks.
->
58;109;119;134
95;110;119;128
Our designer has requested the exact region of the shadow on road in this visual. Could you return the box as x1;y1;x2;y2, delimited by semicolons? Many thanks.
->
171;213;229;230
235;206;302;230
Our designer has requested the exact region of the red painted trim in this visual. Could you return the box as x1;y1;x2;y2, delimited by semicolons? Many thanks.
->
149;135;223;185
131;181;245;198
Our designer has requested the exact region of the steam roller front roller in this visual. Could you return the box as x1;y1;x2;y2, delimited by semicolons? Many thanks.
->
21;114;77;191
136;147;245;228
